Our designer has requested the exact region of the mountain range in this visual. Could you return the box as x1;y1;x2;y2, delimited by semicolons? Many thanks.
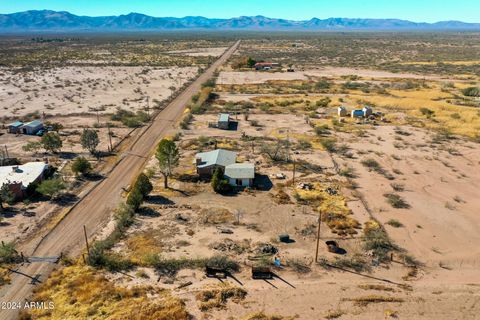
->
1;10;479;32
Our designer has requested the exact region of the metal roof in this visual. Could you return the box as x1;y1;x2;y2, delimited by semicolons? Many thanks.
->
23;120;43;128
196;149;237;168
8;121;23;127
225;163;255;179
218;113;230;122
0;162;48;189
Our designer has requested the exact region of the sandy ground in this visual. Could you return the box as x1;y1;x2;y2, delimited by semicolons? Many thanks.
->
336;125;480;271
167;47;228;57
217;67;462;85
0;115;133;159
108;112;480;319
0;66;198;117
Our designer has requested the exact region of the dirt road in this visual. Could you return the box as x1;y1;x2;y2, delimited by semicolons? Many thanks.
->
0;40;240;320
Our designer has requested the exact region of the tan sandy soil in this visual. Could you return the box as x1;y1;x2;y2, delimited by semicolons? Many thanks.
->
0;66;198;117
167;47;228;57
217;67;463;85
336;125;480;271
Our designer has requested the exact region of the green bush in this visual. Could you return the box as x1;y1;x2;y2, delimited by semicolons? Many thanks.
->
71;157;91;176
36;178;66;199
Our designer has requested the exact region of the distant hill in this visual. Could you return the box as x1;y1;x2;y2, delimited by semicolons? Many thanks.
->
1;10;479;32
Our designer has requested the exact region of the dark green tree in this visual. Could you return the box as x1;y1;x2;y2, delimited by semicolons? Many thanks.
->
126;188;143;211
41;132;62;153
247;57;257;68
81;129;100;156
0;184;15;212
155;139;179;188
133;173;153;198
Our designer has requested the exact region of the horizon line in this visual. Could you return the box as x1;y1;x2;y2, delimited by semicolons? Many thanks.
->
1;9;479;25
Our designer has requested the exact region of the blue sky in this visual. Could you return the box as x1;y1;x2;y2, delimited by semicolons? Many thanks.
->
1;0;479;23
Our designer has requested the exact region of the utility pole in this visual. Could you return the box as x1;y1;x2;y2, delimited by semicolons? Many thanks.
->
83;225;90;259
146;96;150;117
4;145;9;159
315;212;322;263
292;158;296;186
107;123;113;152
96;108;100;125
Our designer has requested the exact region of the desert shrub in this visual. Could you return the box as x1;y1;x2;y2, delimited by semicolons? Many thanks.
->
339;166;356;178
363;222;398;262
462;87;480;97
111;108;150;127
386;219;404;228
36;178;66;199
314;124;330;136
384;193;410;209
0;242;21;264
71;157;91;176
331;254;371;272
319;138;336;152
419;107;435;118
390;183;405;192
361;158;382;172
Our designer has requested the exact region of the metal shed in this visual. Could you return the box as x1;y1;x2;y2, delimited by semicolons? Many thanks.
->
8;121;24;134
218;113;230;130
21;120;44;135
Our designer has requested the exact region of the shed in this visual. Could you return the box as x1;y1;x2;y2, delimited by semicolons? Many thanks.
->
21;120;44;135
195;149;237;177
351;110;364;118
0;162;48;200
337;106;347;117
8;121;23;134
363;106;373;117
218;113;230;130
224;163;255;187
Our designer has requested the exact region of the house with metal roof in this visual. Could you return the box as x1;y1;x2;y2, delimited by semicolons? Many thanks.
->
218;113;231;130
21;120;44;135
7;121;24;134
224;163;255;187
0;162;49;200
195;149;237;177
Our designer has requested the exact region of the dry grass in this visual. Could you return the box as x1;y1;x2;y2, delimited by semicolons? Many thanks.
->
199;207;235;224
241;312;296;320
348;295;404;306
25;263;189;319
196;284;247;311
358;284;396;292
125;232;162;265
324;309;346;319
294;182;360;236
0;266;11;287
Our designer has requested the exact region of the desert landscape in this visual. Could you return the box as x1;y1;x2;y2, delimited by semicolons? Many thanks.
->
1;31;480;320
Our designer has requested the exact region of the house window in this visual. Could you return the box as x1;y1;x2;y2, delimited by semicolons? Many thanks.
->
236;179;242;186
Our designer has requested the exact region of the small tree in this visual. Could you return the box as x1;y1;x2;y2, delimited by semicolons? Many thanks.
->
126;188;143;211
155;139;179;188
81;129;99;156
36;179;66;199
41;132;62;153
0;184;15;212
211;168;231;194
22;141;42;155
133;173;153;198
247;57;257;68
71;157;92;176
